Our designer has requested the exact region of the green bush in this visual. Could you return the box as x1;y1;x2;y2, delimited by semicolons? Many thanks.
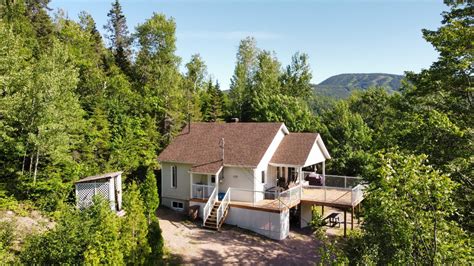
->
147;217;164;264
0;221;14;248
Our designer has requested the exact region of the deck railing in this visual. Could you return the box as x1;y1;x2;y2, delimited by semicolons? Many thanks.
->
302;172;362;189
302;179;366;206
216;188;231;226
202;187;217;226
227;186;301;210
277;184;302;209
192;184;215;199
350;184;366;205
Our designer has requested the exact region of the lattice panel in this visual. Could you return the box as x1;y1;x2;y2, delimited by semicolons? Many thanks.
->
76;182;109;209
96;182;110;200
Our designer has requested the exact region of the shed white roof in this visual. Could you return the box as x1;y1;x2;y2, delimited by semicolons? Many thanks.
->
75;171;123;184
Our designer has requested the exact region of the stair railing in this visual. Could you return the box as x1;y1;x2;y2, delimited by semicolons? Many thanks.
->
202;187;217;226
216;188;231;226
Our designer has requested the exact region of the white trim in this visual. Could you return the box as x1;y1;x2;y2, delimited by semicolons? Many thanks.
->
316;135;331;160
269;163;302;168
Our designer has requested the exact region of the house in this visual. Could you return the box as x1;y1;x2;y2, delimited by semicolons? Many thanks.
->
158;122;365;240
75;171;123;212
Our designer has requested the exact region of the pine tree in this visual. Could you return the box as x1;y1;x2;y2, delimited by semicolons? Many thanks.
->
121;182;151;265
141;169;159;223
104;0;132;75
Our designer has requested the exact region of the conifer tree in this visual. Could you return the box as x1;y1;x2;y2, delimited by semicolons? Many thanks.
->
104;0;132;75
141;169;160;223
121;182;151;265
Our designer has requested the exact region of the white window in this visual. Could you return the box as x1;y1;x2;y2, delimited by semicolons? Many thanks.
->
171;165;177;188
171;201;184;211
261;170;265;184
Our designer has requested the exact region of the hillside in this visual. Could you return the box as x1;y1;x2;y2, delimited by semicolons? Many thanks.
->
313;73;404;99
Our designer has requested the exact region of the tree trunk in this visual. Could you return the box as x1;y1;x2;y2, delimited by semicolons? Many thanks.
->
33;149;39;186
29;152;34;175
21;148;27;175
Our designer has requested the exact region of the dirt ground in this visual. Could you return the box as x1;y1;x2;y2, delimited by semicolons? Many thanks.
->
157;207;319;265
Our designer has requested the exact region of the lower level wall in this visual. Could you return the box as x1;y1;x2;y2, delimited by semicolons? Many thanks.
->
189;200;289;240
162;197;189;211
226;207;289;240
300;202;313;228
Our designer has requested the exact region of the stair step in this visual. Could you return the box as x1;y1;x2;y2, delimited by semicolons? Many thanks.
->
203;225;218;230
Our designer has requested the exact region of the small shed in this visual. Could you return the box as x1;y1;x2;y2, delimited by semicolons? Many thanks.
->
75;171;123;212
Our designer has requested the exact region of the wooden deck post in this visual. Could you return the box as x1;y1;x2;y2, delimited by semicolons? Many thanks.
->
344;210;347;237
189;173;193;199
358;203;361;224
322;161;326;184
321;205;324;216
351;207;354;230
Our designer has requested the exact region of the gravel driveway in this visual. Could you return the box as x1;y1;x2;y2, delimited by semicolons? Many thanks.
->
157;207;319;265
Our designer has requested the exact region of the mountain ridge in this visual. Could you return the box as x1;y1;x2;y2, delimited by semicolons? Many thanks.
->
313;73;404;99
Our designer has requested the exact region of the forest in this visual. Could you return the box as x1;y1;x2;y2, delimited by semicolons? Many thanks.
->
0;0;472;264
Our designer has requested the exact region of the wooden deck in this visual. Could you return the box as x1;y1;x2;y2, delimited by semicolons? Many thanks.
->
190;186;361;213
301;187;353;208
190;198;298;213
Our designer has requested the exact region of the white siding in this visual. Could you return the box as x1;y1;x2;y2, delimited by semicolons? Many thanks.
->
219;167;255;202
304;139;326;167
300;202;314;228
226;207;289;240
161;162;192;203
189;201;290;241
255;126;287;195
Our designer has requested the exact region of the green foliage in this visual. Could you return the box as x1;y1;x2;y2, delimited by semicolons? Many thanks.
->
135;12;185;143
104;0;132;74
141;169;160;222
228;37;259;120
20;187;163;265
405;2;473;128
308;206;326;234
309;207;348;265
0;221;14;249
147;217;165;264
121;182;151;265
83;198;123;265
347;152;473;264
320;101;373;176
280;52;313;99
21;205;91;264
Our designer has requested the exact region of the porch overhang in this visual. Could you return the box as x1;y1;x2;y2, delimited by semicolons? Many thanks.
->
189;160;223;175
270;133;331;167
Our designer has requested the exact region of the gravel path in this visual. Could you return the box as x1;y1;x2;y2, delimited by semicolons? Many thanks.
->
157;207;319;265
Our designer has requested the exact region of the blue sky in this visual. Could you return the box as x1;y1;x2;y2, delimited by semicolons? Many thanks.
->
49;0;447;90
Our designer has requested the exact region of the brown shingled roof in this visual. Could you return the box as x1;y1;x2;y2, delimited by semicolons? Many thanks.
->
158;122;284;171
270;133;319;166
190;160;223;174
